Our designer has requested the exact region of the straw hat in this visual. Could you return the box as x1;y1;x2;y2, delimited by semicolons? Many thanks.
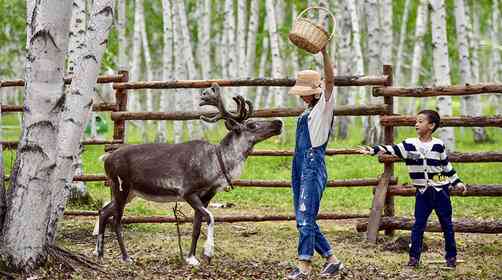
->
289;70;322;96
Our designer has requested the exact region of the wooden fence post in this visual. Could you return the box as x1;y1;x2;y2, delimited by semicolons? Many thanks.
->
367;65;394;242
113;70;129;143
382;65;395;236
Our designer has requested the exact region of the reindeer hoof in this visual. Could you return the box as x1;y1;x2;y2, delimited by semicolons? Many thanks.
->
202;254;212;264
121;256;134;264
186;255;200;266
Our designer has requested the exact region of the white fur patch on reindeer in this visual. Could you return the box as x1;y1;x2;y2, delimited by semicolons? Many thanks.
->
118;176;123;191
202;207;215;257
186;255;200;266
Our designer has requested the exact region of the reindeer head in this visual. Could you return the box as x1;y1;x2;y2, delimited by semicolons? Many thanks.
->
200;83;282;144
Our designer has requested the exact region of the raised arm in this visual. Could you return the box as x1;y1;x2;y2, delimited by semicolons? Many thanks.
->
321;47;334;102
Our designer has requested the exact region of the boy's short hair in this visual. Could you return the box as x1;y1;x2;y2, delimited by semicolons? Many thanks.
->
418;110;441;133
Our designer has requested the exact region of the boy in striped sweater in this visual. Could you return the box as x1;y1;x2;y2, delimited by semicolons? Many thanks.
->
358;110;466;268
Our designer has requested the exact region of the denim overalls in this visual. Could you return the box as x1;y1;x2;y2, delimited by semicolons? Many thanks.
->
291;109;333;260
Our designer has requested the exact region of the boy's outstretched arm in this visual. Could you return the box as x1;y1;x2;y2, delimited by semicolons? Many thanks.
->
356;141;408;160
321;47;334;102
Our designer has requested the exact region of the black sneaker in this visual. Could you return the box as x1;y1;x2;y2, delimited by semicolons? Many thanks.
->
286;267;310;280
319;261;344;277
446;257;456;268
406;257;419;268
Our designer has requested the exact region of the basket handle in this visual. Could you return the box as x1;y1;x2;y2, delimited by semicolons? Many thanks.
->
296;6;336;41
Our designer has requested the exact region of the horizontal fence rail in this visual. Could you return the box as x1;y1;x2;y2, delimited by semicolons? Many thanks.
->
373;83;502;97
356;217;502;234
381;116;502;127
388;184;502;196
1;139;124;150
1;102;118;113
112;75;391;90
104;145;364;156
379;151;502;163
63;211;369;223
0;73;126;87
3;175;397;188
111;104;390;121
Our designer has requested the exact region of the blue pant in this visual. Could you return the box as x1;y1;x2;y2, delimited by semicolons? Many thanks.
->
292;148;333;261
410;187;457;260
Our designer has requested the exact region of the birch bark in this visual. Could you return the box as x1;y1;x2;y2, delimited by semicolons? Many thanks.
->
265;0;284;107
2;0;72;270
346;0;365;105
406;0;429;114
489;0;502;115
395;0;411;88
336;0;352;139
430;0;455;151
117;0;127;70
455;0;487;142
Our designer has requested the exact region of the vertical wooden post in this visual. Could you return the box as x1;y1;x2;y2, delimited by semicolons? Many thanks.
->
366;65;394;243
0;83;5;225
383;65;395;236
113;70;129;143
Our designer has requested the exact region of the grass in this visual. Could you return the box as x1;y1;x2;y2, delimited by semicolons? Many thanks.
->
2;109;501;279
2;113;502;220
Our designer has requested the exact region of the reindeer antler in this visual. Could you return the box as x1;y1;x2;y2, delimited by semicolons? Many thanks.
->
199;83;254;128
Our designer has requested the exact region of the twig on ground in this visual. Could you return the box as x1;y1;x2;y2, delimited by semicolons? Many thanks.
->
47;245;106;273
173;202;184;262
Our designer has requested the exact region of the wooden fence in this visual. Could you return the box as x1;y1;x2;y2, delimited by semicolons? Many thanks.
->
2;65;502;243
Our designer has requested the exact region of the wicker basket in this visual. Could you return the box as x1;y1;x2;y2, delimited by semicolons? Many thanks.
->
288;7;336;54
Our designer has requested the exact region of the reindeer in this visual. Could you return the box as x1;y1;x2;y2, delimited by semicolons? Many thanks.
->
95;83;282;266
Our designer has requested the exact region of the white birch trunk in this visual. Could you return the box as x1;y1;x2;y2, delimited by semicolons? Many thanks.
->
237;0;247;96
130;0;145;136
255;36;269;108
140;13;153;142
336;0;352;139
490;0;502;115
175;0;202;140
395;0;411;88
455;0;486;142
245;0;259;79
430;0;455;151
117;0;128;70
199;0;211;80
67;0;88;199
156;0;174;143
172;0;190;142
265;0;284;107
363;0;383;145
2;0;72;270
223;0;237;98
346;0;365;105
406;0;429;115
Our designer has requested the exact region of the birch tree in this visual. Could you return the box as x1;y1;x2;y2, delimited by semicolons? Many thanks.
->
245;0;259;79
363;0;383;144
175;0;203;140
265;0;285;108
117;0;127;70
406;0;429;114
430;0;455;151
395;0;411;87
336;0;353;139
237;0;247;95
489;0;502;115
199;0;211;80
255;35;269;108
130;0;145;137
2;0;73;270
346;0;365;105
156;0;174;143
455;0;487;142
67;0;88;200
140;13;154;142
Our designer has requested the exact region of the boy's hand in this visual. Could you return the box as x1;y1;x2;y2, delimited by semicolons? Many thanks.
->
457;183;467;195
357;146;374;155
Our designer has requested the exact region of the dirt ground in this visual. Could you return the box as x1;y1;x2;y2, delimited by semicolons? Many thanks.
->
10;216;501;280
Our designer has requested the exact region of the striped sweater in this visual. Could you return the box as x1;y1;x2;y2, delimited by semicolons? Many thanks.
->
371;137;462;192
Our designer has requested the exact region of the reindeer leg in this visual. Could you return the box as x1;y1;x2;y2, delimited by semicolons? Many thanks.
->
95;201;115;258
187;191;216;265
113;191;131;263
186;210;203;266
185;193;216;265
